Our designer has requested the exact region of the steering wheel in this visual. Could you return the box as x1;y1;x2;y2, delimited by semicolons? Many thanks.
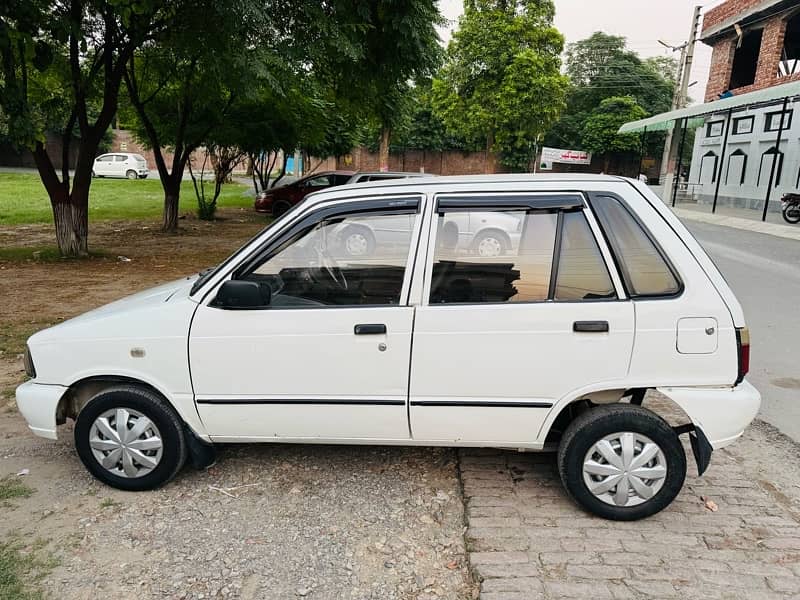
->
315;247;348;290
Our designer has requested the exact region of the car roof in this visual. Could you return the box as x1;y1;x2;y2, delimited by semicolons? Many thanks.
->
351;171;430;177
303;170;356;177
302;173;633;206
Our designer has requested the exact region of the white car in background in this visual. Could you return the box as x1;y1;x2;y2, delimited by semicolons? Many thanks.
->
332;211;522;258
92;153;149;180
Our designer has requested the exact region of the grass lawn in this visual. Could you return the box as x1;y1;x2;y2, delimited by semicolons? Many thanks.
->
0;172;252;225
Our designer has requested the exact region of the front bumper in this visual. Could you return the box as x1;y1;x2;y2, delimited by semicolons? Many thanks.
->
658;379;761;450
15;381;67;440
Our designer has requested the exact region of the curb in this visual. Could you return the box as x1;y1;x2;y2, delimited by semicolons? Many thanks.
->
672;208;800;242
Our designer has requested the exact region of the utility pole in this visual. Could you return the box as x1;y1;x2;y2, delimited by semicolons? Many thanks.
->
660;5;701;202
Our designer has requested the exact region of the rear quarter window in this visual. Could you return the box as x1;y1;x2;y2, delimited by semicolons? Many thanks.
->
590;194;681;298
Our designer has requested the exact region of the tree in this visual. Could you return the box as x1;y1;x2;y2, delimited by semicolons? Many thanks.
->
581;96;647;172
0;0;181;256
337;1;444;171
123;1;264;231
432;0;569;171
388;81;475;153
544;32;677;151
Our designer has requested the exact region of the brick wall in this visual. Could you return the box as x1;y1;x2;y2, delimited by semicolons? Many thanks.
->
703;7;800;101
702;0;765;35
337;146;504;175
111;130;250;174
705;36;738;100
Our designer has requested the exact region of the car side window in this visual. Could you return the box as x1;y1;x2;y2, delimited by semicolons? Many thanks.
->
97;155;111;162
429;209;557;304
590;194;681;297
428;200;617;305
114;155;127;162
306;175;332;188
239;204;419;307
555;212;615;301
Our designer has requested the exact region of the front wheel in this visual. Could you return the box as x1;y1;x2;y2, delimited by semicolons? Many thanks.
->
783;204;800;224
557;404;686;520
74;386;187;491
472;230;508;258
126;170;138;180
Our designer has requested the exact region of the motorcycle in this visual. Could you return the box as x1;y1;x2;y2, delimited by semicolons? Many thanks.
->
782;193;800;224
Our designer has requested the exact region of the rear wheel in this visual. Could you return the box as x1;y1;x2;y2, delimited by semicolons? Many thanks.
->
341;225;376;257
74;386;187;491
557;404;686;520
126;170;138;180
783;205;800;224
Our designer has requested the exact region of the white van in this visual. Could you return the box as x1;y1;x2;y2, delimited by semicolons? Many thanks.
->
16;174;759;520
92;153;149;179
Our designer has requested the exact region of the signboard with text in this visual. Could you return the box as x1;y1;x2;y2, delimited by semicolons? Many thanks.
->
541;147;592;165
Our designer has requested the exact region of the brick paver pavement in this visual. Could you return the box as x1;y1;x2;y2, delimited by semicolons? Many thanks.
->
459;399;800;600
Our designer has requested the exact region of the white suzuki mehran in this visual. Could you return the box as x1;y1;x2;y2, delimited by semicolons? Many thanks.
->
17;175;760;520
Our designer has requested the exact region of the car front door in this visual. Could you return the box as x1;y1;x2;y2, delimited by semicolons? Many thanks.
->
409;193;635;445
189;195;425;441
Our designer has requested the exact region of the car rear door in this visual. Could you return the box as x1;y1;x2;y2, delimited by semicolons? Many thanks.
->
189;195;425;441
409;192;635;445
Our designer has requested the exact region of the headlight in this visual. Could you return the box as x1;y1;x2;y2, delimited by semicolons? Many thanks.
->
23;345;36;378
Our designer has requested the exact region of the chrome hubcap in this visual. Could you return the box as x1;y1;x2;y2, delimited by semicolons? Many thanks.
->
582;432;667;507
89;408;163;478
477;237;502;257
345;233;369;256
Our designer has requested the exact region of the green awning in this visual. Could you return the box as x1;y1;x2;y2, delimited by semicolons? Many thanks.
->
618;79;800;134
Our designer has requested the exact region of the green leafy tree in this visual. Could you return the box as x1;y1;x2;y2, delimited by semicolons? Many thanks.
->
545;32;676;152
432;0;569;171
334;1;444;171
0;0;182;256
123;1;268;230
581;96;647;171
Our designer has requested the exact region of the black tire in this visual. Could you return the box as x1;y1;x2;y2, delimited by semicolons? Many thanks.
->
126;170;138;180
74;386;187;491
91;170;97;178
340;225;376;257
472;229;509;257
272;201;291;218
783;205;800;224
557;404;686;521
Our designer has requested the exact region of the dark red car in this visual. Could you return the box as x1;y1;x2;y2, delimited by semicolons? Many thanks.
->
255;170;355;217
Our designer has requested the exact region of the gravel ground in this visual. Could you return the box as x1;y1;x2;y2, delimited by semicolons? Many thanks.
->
0;413;476;600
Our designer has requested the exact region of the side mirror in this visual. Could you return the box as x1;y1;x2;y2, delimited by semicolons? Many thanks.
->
213;280;269;309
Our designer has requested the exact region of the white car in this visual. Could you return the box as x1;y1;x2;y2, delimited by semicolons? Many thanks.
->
92;153;149;179
331;211;522;258
17;175;760;520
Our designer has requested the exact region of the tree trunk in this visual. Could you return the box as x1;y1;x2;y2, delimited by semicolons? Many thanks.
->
162;182;180;233
52;194;88;257
485;129;495;174
379;127;391;172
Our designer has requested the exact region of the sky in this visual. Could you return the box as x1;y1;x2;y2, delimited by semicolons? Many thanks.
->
437;0;728;106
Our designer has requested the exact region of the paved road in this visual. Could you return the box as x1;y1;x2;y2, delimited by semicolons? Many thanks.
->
687;220;800;442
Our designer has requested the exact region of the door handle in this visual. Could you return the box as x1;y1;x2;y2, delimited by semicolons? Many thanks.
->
573;321;609;333
354;324;387;335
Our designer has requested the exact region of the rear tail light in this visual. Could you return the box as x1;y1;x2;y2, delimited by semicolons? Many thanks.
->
735;327;750;385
